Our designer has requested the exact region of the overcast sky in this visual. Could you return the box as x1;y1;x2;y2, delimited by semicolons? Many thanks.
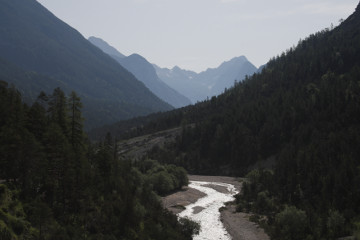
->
37;0;358;72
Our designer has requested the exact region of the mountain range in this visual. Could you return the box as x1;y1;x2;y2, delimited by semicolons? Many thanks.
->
0;0;172;129
89;36;257;105
88;37;192;108
154;56;258;103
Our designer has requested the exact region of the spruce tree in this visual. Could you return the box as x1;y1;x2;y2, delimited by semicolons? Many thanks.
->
48;87;69;137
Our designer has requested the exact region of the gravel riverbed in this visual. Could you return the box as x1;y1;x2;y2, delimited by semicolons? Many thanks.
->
162;175;269;240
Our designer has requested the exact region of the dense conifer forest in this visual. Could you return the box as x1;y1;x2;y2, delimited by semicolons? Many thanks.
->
1;1;360;240
92;3;360;239
0;82;197;239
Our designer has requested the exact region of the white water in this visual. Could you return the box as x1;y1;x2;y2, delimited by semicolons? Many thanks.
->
178;181;238;240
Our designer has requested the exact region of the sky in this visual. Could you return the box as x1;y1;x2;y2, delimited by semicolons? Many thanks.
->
37;0;358;73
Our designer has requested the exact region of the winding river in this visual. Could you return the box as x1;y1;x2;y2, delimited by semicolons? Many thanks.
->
178;181;238;240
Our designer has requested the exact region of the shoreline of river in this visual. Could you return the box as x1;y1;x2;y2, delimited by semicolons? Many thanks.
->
162;175;269;240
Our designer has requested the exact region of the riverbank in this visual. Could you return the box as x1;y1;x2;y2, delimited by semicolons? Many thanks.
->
162;175;269;240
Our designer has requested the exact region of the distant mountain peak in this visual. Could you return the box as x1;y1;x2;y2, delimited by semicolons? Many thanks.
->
88;36;126;59
156;56;257;103
225;56;248;65
232;55;248;61
127;53;146;61
171;66;180;70
89;37;192;108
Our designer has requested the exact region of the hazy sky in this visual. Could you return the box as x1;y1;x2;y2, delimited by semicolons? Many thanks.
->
37;0;358;72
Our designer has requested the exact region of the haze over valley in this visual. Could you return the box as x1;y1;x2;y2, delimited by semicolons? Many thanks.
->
1;0;360;240
89;36;258;105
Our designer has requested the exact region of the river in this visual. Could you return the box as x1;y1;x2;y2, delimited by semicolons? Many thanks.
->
178;180;239;240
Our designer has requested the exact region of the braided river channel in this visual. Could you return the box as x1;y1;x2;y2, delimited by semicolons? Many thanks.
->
178;181;239;240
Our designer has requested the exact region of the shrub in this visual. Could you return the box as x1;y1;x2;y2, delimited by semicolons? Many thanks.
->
327;210;345;239
254;191;274;214
274;206;308;240
0;220;13;240
179;217;200;237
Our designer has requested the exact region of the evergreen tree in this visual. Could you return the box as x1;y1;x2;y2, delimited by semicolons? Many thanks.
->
68;91;84;149
48;87;69;138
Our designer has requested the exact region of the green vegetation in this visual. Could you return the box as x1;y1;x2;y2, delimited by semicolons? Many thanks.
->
233;7;360;238
0;184;37;239
2;0;360;239
136;159;188;195
0;83;194;239
92;3;360;239
236;169;359;239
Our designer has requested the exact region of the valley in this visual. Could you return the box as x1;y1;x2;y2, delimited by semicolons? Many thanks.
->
1;0;360;239
163;175;269;240
94;3;360;238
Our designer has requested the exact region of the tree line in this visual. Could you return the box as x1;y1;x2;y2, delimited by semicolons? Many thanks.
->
0;82;196;240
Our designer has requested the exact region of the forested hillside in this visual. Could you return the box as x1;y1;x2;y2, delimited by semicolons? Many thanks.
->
106;3;360;174
0;0;172;130
0;82;197;240
92;3;360;239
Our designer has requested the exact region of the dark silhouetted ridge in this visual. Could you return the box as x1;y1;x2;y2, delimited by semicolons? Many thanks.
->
0;0;172;129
